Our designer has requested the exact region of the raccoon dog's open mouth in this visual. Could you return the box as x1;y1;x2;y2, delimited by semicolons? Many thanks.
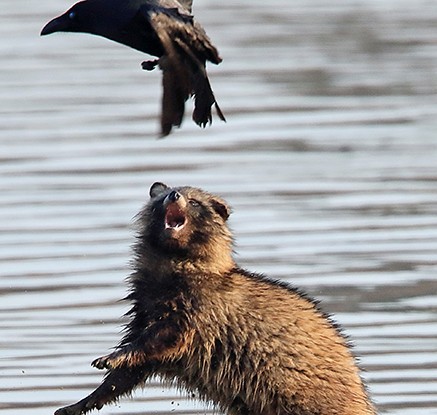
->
165;203;186;230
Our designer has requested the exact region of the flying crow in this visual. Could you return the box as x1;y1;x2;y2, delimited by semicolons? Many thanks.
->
41;0;225;136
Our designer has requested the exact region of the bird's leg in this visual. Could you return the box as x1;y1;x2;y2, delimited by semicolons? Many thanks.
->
141;59;159;71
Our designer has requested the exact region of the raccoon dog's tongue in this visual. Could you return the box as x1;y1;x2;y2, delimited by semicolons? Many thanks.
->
165;203;186;230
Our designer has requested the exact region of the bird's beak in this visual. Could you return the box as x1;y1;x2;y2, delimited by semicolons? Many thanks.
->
41;14;70;36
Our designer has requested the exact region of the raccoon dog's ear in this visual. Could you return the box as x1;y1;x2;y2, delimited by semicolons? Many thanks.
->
211;198;231;221
150;182;170;198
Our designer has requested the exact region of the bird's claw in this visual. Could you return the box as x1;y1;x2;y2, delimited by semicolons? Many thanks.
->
141;59;159;71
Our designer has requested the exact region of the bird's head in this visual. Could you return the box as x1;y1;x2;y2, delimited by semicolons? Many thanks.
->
41;0;125;37
41;0;138;43
41;2;86;36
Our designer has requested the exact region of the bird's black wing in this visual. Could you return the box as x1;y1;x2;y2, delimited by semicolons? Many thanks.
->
137;5;225;136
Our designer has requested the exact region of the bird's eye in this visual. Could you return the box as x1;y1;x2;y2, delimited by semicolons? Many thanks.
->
68;11;76;19
189;199;200;207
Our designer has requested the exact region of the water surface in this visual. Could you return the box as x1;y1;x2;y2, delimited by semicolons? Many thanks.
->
1;0;437;414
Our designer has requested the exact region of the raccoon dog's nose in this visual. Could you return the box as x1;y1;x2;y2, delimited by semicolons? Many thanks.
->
168;191;181;202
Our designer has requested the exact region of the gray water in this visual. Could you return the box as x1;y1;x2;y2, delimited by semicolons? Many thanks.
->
1;0;437;413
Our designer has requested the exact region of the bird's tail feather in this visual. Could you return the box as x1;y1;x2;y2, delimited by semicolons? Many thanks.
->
159;56;191;137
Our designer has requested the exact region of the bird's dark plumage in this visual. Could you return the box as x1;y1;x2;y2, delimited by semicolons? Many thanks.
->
41;0;225;136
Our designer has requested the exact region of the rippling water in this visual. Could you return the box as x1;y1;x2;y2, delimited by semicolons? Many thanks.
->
1;0;437;414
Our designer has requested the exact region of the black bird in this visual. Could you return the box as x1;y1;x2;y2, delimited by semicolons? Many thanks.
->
41;0;225;137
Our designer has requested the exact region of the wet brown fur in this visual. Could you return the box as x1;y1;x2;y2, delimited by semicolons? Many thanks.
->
55;183;376;415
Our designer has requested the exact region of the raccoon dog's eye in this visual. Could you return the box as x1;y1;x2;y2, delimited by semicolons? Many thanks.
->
189;199;200;207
